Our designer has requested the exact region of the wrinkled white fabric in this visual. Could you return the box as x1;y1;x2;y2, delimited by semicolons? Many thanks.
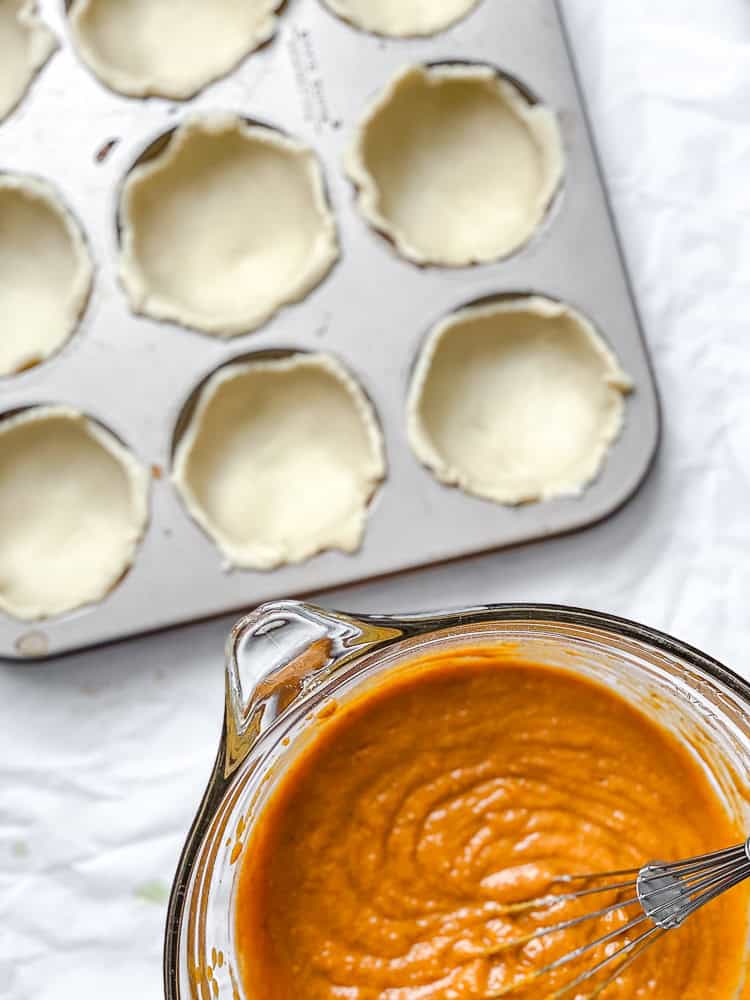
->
3;3;750;998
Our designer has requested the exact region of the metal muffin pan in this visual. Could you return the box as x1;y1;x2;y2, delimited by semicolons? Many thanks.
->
0;0;660;658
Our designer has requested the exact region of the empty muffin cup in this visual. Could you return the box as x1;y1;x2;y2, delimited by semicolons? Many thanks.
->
0;173;93;375
322;0;481;38
0;406;150;620
407;296;633;504
0;1;57;123
119;115;339;336
345;64;563;267
173;353;386;570
68;0;284;100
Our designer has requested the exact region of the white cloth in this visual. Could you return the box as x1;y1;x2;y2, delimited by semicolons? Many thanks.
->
4;1;750;996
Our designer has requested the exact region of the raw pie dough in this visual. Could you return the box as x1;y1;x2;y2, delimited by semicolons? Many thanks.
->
69;0;284;100
345;65;563;266
173;354;386;570
119;115;339;336
0;174;93;375
0;407;150;621
322;0;480;37
407;297;632;504
0;1;57;122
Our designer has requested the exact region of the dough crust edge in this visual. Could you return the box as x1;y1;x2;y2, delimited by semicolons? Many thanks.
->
0;172;93;374
69;0;284;100
0;1;58;122
173;353;386;570
406;296;633;505
344;64;564;267
118;114;339;337
0;405;150;621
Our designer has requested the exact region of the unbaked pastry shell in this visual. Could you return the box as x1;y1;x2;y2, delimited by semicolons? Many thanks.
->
69;0;284;100
0;407;150;621
0;0;57;122
0;173;93;375
119;115;339;336
407;297;632;504
322;0;480;37
345;64;564;267
173;354;386;570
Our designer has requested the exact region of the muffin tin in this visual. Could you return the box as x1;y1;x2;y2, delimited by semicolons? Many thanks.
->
0;0;660;658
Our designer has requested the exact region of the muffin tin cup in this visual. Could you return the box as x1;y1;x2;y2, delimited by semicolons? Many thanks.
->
0;0;659;658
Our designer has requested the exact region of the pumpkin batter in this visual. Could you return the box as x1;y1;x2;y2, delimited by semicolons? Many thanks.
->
236;648;750;998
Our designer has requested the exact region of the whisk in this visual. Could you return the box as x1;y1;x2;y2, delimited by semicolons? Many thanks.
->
486;838;750;998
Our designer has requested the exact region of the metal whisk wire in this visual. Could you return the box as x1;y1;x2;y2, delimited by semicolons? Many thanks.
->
485;839;750;998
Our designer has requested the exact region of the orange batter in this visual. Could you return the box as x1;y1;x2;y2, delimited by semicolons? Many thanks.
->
235;648;750;998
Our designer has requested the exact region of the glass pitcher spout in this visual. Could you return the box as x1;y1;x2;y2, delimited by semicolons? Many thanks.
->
165;600;406;1000
223;600;404;777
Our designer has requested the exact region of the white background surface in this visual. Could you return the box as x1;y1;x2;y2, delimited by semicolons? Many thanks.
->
3;1;750;996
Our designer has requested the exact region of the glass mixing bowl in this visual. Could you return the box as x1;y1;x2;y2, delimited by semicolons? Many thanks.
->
164;601;750;1000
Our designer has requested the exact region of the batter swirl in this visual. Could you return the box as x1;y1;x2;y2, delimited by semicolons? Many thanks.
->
236;649;749;998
